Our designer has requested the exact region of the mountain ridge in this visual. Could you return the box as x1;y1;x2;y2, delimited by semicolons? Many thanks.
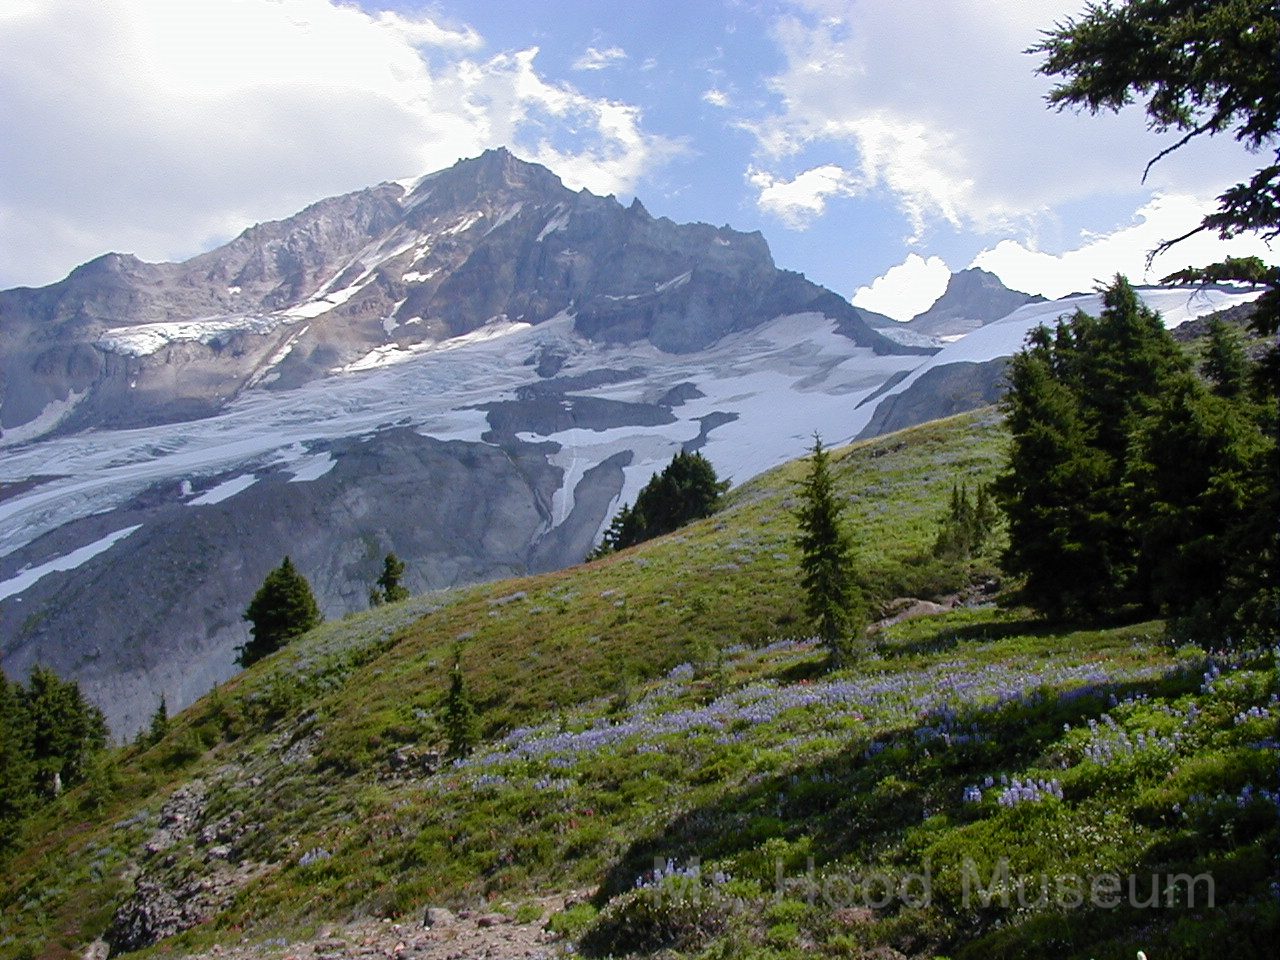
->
0;148;916;439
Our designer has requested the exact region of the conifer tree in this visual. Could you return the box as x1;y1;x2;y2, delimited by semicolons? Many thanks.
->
19;666;108;797
369;552;409;606
934;482;998;560
593;451;728;555
1201;317;1250;400
1129;373;1270;628
0;669;34;851
442;649;478;759
147;695;169;746
1033;0;1280;350
997;278;1189;617
238;557;322;668
794;435;862;663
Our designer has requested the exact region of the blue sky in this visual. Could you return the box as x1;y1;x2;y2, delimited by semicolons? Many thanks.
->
0;0;1270;317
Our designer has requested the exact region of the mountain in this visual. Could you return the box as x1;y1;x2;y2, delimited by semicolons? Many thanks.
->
0;148;910;439
905;266;1043;339
0;149;928;736
0;151;1260;738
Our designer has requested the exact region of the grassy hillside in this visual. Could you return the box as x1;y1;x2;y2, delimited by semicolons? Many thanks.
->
2;408;1276;960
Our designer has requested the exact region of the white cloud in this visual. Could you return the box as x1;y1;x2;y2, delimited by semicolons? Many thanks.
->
0;2;673;288
750;2;1256;238
851;253;952;321
746;163;859;228
572;45;628;71
702;88;730;108
971;194;1276;299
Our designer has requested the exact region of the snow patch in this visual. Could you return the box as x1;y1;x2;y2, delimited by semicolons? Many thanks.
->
402;269;438;283
443;211;484;235
97;314;280;357
862;285;1264;416
655;271;692;293
484;202;524;235
536;207;570;241
246;325;310;389
189;474;257;506
286;452;336;483
0;390;87;447
0;525;142;602
332;319;534;374
281;280;369;320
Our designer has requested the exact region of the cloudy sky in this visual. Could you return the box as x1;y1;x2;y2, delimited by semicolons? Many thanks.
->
0;0;1271;318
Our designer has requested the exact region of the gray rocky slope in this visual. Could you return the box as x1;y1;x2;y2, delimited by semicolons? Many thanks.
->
0;149;933;737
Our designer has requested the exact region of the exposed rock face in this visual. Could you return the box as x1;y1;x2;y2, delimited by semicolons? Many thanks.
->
0;148;912;438
905;268;1043;339
0;428;627;735
858;359;1010;439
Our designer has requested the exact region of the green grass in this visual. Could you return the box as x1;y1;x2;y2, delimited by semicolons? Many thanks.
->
2;407;1275;960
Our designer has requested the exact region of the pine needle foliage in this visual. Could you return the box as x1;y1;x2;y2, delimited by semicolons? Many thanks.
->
794;434;863;664
239;557;322;668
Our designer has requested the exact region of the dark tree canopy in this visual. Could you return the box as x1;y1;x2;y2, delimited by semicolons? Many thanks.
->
998;277;1190;617
1032;0;1280;340
239;556;322;668
794;435;863;662
370;552;409;606
1;665;109;851
595;451;729;555
998;275;1274;637
1201;315;1250;399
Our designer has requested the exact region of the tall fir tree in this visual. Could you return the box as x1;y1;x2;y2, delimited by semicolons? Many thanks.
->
1129;372;1271;632
239;557;322;668
997;277;1189;617
147;695;169;746
1201;317;1250;400
442;649;478;759
1033;1;1279;639
794;435;863;664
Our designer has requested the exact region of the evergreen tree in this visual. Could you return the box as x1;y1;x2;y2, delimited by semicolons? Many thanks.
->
442;649;478;759
1033;0;1280;348
996;328;1112;617
997;278;1189;617
0;669;34;852
1034;2;1280;639
369;553;409;606
147;695;169;746
794;435;863;664
933;482;997;560
238;557;322;668
19;666;108;798
593;451;728;555
1201;317;1250;400
1129;373;1270;630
